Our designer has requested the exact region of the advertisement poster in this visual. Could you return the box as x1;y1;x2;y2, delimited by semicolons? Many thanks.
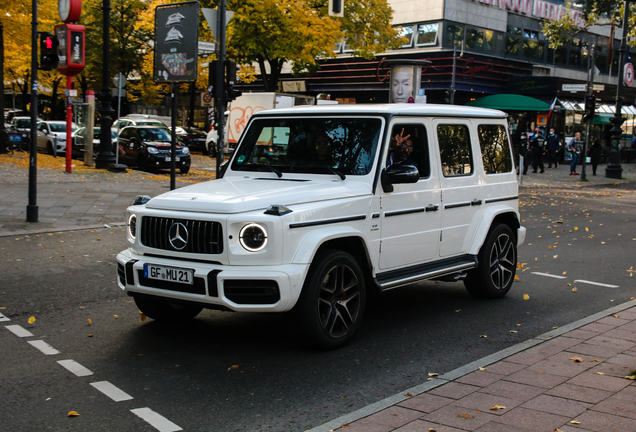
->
153;2;199;82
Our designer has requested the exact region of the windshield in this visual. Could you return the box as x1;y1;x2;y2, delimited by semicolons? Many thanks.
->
231;117;382;176
16;119;30;128
138;127;171;142
49;123;78;133
137;121;165;127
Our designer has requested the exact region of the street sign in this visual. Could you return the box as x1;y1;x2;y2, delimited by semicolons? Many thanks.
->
201;8;234;41
198;41;217;54
562;84;586;92
112;88;127;98
113;73;126;89
624;63;634;87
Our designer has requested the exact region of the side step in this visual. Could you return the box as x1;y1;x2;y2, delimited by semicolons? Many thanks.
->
375;255;477;291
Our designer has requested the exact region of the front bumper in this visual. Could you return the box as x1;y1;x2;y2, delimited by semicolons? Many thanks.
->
517;226;527;247
147;154;191;169
116;249;309;312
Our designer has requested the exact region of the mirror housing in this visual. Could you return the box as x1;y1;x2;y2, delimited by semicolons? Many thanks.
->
381;164;419;193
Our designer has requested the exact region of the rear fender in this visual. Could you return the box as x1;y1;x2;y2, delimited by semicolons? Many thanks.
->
468;206;520;256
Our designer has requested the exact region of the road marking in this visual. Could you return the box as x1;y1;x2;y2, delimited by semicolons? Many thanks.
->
57;360;94;377
0;312;10;322
531;272;567;279
27;340;60;355
90;381;133;402
574;280;619;288
131;408;182;432
5;325;34;338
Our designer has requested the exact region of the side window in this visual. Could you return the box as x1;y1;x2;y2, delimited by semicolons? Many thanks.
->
478;124;513;174
437;124;473;176
120;128;132;139
388;124;430;178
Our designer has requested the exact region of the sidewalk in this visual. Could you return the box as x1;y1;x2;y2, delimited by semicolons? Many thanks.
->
518;162;636;190
311;300;636;432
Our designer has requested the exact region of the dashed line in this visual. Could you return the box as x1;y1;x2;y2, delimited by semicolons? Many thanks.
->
91;381;133;402
574;280;619;288
27;340;60;355
57;359;94;377
0;313;10;322
131;407;183;432
531;272;567;279
5;325;34;338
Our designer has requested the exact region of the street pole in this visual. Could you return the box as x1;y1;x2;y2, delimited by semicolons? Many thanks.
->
27;0;38;223
215;0;227;176
607;1;630;179
95;0;116;169
581;45;595;181
450;45;456;105
65;75;73;173
170;82;177;191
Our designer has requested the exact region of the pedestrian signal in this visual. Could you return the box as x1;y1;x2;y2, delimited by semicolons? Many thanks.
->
39;32;59;71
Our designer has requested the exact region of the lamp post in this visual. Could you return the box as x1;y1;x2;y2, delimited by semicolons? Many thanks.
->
581;44;595;182
606;0;631;179
94;0;116;169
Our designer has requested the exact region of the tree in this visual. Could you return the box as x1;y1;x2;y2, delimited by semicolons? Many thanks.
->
226;0;403;92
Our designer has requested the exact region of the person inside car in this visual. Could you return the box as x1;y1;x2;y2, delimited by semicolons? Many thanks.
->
387;128;416;167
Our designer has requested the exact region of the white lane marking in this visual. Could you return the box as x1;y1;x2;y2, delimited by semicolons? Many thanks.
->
574;280;619;288
57;360;94;377
531;272;567;279
0;312;10;322
131;408;183;432
27;340;60;355
5;325;34;338
90;381;133;402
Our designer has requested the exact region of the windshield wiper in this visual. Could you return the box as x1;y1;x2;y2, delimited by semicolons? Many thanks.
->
326;167;346;180
266;161;283;178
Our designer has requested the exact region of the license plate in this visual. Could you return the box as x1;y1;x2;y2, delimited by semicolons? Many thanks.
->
144;264;194;285
164;157;180;162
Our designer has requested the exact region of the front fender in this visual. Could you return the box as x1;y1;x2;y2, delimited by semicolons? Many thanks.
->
291;225;365;265
468;205;521;256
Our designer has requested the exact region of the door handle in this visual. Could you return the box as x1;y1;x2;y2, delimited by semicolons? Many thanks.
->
471;199;483;206
425;204;439;212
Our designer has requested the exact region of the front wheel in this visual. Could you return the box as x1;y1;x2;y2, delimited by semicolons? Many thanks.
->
180;166;190;174
134;296;202;323
464;224;517;298
208;142;216;157
293;250;366;349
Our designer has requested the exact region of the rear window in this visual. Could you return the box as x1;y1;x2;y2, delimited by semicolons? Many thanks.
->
437;124;473;176
477;124;513;174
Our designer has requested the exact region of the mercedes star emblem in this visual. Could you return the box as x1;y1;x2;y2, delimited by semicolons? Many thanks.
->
168;222;189;250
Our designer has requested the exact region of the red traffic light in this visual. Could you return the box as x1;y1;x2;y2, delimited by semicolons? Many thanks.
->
45;37;53;49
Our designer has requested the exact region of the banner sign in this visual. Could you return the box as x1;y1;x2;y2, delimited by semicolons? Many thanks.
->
471;0;586;28
153;1;199;82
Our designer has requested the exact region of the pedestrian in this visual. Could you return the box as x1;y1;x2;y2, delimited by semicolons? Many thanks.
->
511;127;521;169
589;137;602;175
566;132;583;175
519;132;531;175
546;127;561;168
530;129;545;173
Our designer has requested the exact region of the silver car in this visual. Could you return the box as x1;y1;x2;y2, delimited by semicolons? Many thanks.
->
36;121;79;154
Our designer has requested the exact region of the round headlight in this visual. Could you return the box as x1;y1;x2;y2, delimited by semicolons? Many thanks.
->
147;147;159;154
239;223;267;252
128;214;137;240
181;147;190;155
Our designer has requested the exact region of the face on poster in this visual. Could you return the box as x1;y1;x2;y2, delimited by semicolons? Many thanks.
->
391;66;414;103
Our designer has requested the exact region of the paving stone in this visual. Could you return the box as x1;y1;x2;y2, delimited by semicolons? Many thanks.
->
361;407;423;428
475;380;545;402
604;328;636;343
393;419;465;432
594;316;631;327
520;394;591;418
493;406;570;431
605;352;636;367
544;383;614;404
566;410;636;432
566;342;621;359
481;361;526;376
591;394;636;420
577;322;618;335
453;391;523;416
556;425;596;432
455;371;504;387
528;351;597;377
332;417;393;432
397;393;455;413
613;385;636;401
588;361;634;378
473;421;537;432
503;369;569;389
505;343;569;365
422;404;498;431
566;371;633;392
585;335;636;351
427;382;481;399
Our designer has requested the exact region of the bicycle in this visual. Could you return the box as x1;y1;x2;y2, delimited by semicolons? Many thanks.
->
7;133;28;153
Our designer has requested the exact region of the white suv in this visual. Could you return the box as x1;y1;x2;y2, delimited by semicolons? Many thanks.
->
116;104;526;349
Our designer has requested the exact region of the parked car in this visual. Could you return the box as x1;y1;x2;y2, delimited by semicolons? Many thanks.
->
175;126;208;154
114;125;191;173
112;116;167;130
116;104;526;349
36;120;79;155
72;126;117;157
10;116;41;145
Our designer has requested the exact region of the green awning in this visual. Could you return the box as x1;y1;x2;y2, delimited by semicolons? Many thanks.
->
465;94;551;111
593;113;613;125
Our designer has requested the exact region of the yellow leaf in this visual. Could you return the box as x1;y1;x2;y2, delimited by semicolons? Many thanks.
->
67;411;80;417
510;330;518;333
87;319;92;324
523;294;530;300
574;227;578;230
562;272;567;275
480;335;488;338
479;367;487;370
428;429;437;432
228;365;239;371
428;372;439;377
139;312;147;322
570;356;584;363
28;316;36;324
553;255;558;259
625;375;635;380
490;405;506;410
405;393;413;397
572;288;577;292
514;275;520;280
455;309;461;312
585;227;589;232
517;263;522;269
596;372;604;375
612;314;620;318
114;315;119;319
570;420;581;425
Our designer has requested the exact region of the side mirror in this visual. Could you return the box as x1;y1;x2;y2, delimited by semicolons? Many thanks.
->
381;164;419;193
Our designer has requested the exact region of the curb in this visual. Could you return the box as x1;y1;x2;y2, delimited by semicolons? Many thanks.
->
0;221;126;238
306;298;636;432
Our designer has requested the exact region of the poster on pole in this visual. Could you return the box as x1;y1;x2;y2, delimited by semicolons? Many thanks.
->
153;1;199;83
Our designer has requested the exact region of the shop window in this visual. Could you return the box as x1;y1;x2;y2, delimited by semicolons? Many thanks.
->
465;27;493;53
506;25;521;35
437;124;473;176
416;23;439;46
394;25;414;48
477;125;513;174
506;35;521;56
523;29;540;39
444;23;464;48
333;41;343;53
523;38;544;60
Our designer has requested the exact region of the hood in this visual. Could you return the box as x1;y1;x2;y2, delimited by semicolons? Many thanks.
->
145;176;372;214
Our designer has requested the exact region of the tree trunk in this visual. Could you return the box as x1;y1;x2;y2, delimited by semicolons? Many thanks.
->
21;72;30;111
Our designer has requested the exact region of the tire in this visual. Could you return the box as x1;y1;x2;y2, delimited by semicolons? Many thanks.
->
47;141;54;155
134;296;202;323
180;166;190;174
293;250;366;349
208;143;216;157
464;223;517;299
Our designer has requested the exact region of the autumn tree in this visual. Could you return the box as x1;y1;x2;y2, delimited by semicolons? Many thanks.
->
226;0;403;92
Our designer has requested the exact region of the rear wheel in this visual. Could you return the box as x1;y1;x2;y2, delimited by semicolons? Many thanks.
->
293;250;366;349
134;296;202;323
180;166;190;174
464;223;517;298
47;141;54;155
208;142;217;157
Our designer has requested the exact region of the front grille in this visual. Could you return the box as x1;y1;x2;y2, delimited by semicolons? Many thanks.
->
137;270;206;294
224;280;280;305
117;263;126;285
141;217;223;254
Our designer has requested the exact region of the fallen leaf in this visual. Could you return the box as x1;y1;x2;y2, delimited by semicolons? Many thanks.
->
523;294;530;300
479;367;487;371
405;393;413;397
457;414;475;419
570;420;581;425
228;365;239;371
562;272;567;275
428;429;437;432
140;312;146;322
553;255;558;259
480;335;488;338
625;375;635;380
28;316;36;324
114;315;119;319
455;309;461;312
572;288;577;292
596;372;605;375
87;319;92;324
67;411;80;417
612;314;620;318
510;330;518;333
490;405;506;410
428;372;439;377
514;275;520;280
570;356;584;363
574;227;578;230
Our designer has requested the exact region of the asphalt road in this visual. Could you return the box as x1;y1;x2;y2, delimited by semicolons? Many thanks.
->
0;185;634;432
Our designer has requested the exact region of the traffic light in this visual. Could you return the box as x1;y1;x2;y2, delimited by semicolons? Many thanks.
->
328;0;344;17
583;95;596;122
225;60;242;102
208;60;218;98
39;32;59;71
